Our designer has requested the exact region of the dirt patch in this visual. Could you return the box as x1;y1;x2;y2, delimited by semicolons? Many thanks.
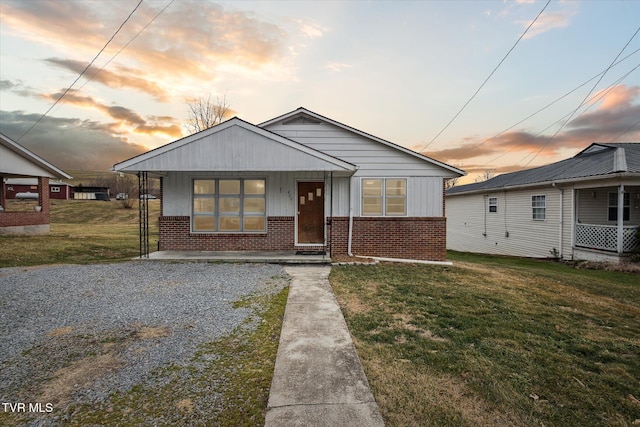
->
39;353;122;406
136;326;171;339
47;326;74;337
175;398;194;413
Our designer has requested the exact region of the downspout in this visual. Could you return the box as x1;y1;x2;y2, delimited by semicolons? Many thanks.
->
329;171;333;258
348;175;354;256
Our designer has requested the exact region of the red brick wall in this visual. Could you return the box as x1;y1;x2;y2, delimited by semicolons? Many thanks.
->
159;214;446;260
159;216;299;251
0;177;50;229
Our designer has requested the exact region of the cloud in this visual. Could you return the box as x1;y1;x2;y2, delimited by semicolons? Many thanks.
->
324;62;352;73
425;85;640;170
45;58;171;102
0;0;291;98
520;9;574;39
0;110;148;170
296;20;327;39
38;90;183;138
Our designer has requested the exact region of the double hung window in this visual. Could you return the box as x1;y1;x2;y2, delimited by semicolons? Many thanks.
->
488;197;498;213
531;195;546;220
608;192;630;221
193;179;266;232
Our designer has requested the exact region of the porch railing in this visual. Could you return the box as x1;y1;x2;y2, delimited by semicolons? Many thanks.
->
575;224;639;253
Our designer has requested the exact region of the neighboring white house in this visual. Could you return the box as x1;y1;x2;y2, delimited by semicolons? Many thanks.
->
446;143;640;263
113;108;464;260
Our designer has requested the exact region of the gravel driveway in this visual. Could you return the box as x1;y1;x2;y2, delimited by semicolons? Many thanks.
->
0;261;288;425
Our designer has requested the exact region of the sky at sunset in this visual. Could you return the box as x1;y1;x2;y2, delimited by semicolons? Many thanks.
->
1;0;639;182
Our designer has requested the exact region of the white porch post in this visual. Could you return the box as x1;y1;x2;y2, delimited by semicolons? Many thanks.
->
617;184;624;254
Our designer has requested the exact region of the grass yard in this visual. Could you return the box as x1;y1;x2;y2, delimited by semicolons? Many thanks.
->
331;253;640;427
0;199;159;268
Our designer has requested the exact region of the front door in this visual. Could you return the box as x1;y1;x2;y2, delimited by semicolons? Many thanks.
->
297;181;324;244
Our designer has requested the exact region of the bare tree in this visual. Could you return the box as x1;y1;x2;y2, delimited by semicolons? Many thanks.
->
474;169;496;183
185;93;231;134
445;176;460;189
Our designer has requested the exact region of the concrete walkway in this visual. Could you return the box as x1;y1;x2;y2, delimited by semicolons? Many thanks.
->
265;266;384;427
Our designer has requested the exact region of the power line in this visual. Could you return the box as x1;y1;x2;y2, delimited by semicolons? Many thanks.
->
485;59;640;166
16;0;144;141
517;24;640;169
74;0;175;97
418;0;551;153
450;48;639;158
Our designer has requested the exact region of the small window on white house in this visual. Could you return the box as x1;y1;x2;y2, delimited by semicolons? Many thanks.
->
51;187;60;193
531;195;546;220
362;178;406;216
608;192;630;221
488;197;497;213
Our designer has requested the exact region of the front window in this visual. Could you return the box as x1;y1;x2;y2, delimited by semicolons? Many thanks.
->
532;195;546;220
192;179;265;232
608;192;630;221
362;178;406;216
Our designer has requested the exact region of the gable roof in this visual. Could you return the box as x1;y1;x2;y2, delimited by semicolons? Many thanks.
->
113;117;356;174
260;107;465;177
0;133;71;179
447;142;640;195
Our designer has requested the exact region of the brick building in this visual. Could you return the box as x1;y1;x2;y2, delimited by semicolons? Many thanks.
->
0;133;72;234
114;108;463;261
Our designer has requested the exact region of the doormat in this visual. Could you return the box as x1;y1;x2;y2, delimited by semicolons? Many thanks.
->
295;251;327;256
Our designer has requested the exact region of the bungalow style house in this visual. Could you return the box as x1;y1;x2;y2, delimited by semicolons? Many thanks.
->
0;132;72;234
113;108;464;261
446;143;640;263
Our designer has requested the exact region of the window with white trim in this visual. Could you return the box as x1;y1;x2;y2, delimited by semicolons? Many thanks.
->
488;197;497;213
192;179;266;232
531;195;546;220
362;178;406;216
51;186;60;193
608;192;630;221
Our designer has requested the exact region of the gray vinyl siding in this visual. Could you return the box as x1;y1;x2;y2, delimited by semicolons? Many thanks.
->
265;122;453;177
447;188;563;258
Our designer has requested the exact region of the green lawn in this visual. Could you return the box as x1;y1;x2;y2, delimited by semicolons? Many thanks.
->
330;253;640;427
0;199;159;268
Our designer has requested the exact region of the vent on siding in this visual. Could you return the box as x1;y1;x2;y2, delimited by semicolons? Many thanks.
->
282;115;321;125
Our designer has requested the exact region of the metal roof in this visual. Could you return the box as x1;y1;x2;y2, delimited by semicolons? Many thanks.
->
447;142;640;195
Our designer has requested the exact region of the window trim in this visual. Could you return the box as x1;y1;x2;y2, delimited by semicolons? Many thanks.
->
192;178;267;233
361;177;407;217
488;197;498;213
51;186;60;193
531;194;546;221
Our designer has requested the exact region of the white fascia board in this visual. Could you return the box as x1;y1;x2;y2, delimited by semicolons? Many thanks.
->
1;133;71;179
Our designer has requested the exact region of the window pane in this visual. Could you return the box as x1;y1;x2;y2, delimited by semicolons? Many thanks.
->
193;216;215;231
219;180;240;194
194;180;214;194
244;198;265;213
245;179;265;195
385;179;406;197
362;179;382;196
363;197;382;215
386;197;406;215
193;198;215;213
220;216;241;231
219;197;240;213
244;216;265;231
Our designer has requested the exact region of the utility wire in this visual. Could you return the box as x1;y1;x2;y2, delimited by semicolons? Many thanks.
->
485;59;640;165
609;118;640;142
419;0;551;153
74;0;175;97
17;0;144;141
517;24;640;169
448;48;639;158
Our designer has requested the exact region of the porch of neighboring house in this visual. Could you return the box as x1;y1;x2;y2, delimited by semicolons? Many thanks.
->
573;184;640;262
0;176;51;234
